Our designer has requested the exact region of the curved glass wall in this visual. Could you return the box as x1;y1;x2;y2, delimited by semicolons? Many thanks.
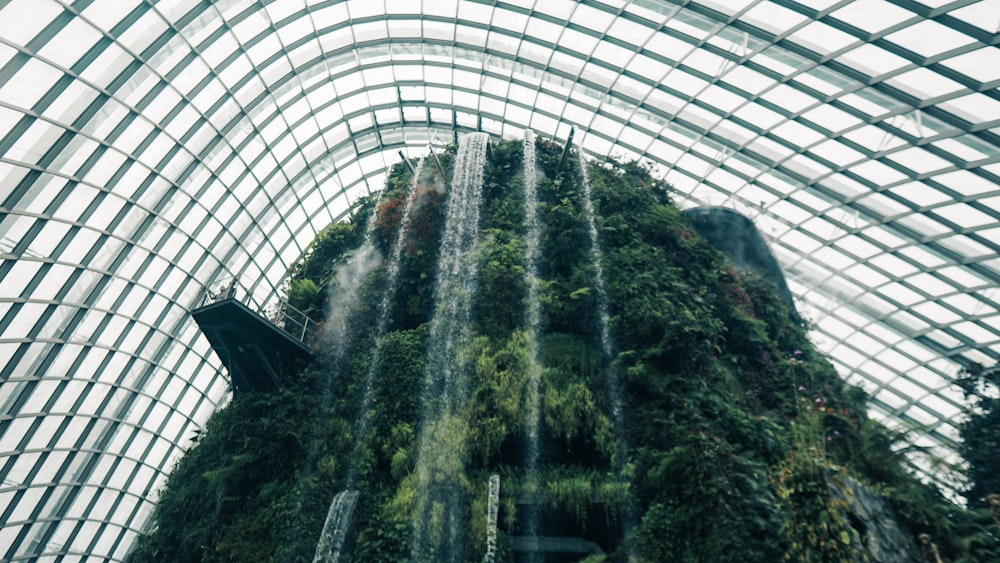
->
0;0;997;559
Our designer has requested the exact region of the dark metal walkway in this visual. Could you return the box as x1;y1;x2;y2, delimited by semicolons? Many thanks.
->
191;279;318;392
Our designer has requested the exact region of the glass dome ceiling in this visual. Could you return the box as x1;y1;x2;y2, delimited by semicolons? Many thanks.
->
0;0;998;559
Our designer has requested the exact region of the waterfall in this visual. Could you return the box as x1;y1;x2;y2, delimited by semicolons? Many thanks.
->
483;474;501;563
312;490;360;563
308;201;382;404
311;158;425;562
323;207;381;363
522;130;541;445
578;150;634;538
578;155;615;388
285;199;381;554
423;132;489;405
521;130;544;557
345;157;426;476
371;158;426;341
411;132;490;562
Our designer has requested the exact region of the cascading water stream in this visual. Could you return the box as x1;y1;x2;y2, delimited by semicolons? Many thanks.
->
577;155;616;404
324;205;382;372
312;159;426;563
411;132;490;562
483;474;501;563
312;490;359;563
578;150;635;539
290;199;381;557
522;130;541;444
342;157;427;478
520;130;544;559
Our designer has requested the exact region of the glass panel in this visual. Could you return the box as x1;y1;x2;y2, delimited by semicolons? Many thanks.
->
883;20;975;58
722;66;775;95
786;21;858;57
829;0;916;35
933;202;994;228
885;68;964;100
938;93;1000;126
949;0;1000;32
800;105;862;134
885;147;952;175
37;17;104;70
889;182;949;208
0;0;64;45
836;44;911;78
739;1;809;35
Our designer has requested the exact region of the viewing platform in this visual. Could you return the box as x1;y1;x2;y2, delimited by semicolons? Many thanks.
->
191;278;319;393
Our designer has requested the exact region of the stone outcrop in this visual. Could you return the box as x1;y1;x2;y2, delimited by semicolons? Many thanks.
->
828;473;921;563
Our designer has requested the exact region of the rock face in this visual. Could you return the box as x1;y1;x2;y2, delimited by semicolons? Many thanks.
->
828;474;922;563
682;206;796;308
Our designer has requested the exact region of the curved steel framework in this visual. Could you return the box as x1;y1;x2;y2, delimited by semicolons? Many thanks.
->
0;0;998;559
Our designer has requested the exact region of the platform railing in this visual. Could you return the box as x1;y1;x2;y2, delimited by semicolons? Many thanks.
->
275;302;322;348
197;277;321;348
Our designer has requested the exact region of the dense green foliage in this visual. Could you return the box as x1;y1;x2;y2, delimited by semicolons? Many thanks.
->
285;199;375;319
957;362;1000;507
130;138;998;562
950;362;1000;562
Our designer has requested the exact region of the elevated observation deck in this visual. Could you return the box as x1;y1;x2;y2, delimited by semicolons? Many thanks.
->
191;278;319;393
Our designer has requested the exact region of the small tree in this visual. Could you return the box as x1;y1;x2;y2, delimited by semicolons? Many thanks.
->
955;362;1000;508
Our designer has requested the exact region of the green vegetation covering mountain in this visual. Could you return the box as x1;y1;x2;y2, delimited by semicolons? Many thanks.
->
128;135;999;562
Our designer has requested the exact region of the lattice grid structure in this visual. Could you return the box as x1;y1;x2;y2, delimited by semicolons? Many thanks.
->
0;0;998;559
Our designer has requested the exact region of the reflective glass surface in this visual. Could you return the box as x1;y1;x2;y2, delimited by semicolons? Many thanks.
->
1;0;998;559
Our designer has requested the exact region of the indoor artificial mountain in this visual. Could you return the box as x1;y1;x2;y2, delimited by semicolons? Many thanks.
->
128;133;1000;563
